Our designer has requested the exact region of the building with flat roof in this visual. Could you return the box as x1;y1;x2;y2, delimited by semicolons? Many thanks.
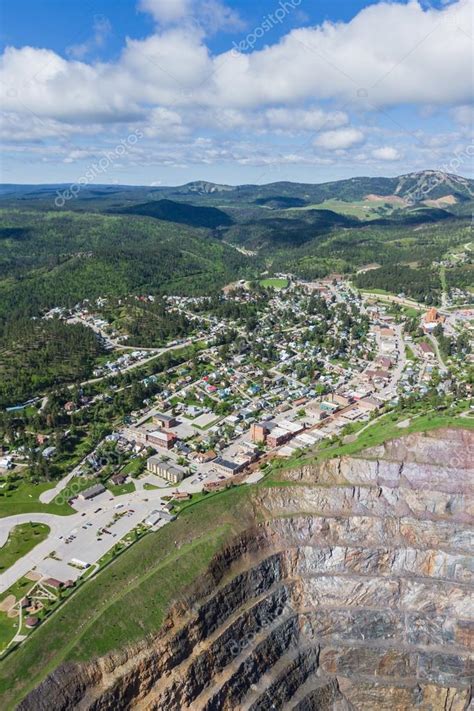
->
152;413;177;429
147;429;176;450
266;427;292;448
213;458;245;476
79;483;106;500
146;457;185;483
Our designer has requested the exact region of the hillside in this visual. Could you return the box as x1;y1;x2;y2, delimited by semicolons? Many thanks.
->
114;199;234;229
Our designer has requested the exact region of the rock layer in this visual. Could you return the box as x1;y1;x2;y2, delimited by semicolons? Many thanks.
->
19;428;474;710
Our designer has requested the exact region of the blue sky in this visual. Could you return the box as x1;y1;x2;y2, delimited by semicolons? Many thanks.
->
0;0;472;185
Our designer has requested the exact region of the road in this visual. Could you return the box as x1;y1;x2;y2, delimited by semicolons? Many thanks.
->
426;333;448;373
359;291;426;311
78;336;204;387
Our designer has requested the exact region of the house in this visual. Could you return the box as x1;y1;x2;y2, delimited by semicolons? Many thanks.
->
145;510;162;527
331;393;352;408
79;483;106;500
358;396;382;411
173;491;191;501
44;577;63;589
110;472;127;486
420;342;435;359
122;427;148;446
158;510;177;522
193;450;217;463
365;369;390;383
266;427;292;448
146;457;185;483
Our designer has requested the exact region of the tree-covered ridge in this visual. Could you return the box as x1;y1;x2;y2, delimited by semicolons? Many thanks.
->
114;199;234;229
446;264;474;292
354;264;442;303
0;209;250;327
0;319;104;407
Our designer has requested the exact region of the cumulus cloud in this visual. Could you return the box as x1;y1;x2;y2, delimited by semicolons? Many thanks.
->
139;0;243;33
452;105;474;127
371;146;401;161
1;0;472;123
66;16;111;59
314;128;365;150
138;0;191;24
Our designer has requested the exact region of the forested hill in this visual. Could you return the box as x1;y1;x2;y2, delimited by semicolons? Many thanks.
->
113;199;234;229
0;209;250;328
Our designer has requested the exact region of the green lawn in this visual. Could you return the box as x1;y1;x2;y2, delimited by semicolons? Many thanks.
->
106;481;135;496
259;278;288;289
0;523;50;574
0;480;74;518
405;345;417;361
0;577;37;607
0;614;18;652
121;457;146;477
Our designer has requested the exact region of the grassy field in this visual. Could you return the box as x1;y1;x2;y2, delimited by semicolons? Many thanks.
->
260;278;288;289
0;523;50;573
0;486;252;709
106;481;135;496
0;480;74;519
290;199;382;220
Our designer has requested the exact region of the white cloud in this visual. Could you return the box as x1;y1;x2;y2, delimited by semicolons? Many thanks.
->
139;0;243;33
1;0;472;125
314;128;364;150
143;107;188;138
452;105;474;127
66;16;111;59
138;0;191;24
371;146;401;161
265;107;348;132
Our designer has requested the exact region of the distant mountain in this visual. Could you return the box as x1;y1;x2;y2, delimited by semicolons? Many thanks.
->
1;172;472;210
176;181;235;195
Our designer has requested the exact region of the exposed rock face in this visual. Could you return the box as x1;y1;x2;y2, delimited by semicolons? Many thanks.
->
19;428;474;710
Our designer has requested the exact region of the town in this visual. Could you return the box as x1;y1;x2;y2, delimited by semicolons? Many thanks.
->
0;274;472;653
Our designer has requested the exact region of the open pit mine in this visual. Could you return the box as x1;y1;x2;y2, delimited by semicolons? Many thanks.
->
19;428;473;710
